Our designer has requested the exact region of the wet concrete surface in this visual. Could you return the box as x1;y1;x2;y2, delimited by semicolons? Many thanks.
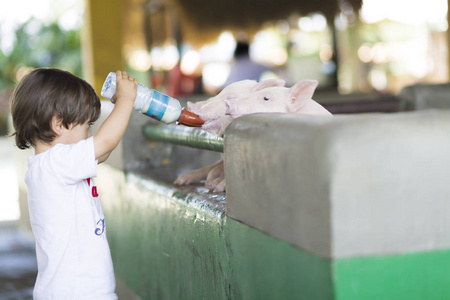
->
0;222;36;300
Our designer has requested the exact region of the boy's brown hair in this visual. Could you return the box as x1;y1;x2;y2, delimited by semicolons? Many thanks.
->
10;68;101;149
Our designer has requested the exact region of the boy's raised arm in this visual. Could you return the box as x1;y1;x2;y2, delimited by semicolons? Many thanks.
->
93;71;137;160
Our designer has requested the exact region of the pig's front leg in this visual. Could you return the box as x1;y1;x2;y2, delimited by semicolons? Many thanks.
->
213;179;226;192
205;161;226;192
174;159;223;185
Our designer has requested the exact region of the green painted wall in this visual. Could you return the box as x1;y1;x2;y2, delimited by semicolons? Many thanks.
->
334;249;450;300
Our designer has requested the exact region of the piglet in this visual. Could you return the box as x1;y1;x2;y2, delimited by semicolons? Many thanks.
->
174;79;286;192
225;80;332;118
188;79;284;136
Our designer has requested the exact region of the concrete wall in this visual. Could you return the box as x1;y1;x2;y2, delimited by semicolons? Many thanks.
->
225;111;450;259
97;106;450;299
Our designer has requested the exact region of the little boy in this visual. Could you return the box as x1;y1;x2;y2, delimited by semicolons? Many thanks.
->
10;68;138;299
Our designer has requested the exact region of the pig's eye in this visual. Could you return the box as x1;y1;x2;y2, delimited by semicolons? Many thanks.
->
263;97;270;101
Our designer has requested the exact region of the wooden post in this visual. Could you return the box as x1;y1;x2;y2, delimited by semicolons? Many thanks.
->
82;0;124;94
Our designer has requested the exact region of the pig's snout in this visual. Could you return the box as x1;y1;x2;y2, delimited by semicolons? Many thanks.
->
224;99;235;116
225;99;243;119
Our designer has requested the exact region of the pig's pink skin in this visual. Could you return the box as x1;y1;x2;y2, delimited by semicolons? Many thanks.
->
204;162;225;192
174;78;287;191
225;80;332;118
188;79;285;136
188;80;256;121
174;159;226;192
191;81;257;136
174;159;222;185
214;179;226;192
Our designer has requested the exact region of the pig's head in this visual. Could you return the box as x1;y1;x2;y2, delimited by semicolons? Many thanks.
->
225;80;321;118
188;79;285;136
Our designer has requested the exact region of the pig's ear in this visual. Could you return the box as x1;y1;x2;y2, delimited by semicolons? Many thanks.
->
251;79;286;92
288;80;318;112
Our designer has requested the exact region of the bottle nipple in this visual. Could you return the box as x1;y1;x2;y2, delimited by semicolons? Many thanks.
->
177;108;205;127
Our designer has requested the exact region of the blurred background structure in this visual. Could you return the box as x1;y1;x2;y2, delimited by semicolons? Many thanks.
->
1;0;448;134
0;0;448;100
1;0;450;298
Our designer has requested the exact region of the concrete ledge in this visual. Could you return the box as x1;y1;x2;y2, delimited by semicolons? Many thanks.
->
399;83;450;111
225;110;450;258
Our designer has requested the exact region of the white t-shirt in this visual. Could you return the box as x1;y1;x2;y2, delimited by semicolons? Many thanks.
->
25;137;117;300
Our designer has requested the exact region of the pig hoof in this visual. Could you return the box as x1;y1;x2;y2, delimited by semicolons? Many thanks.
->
205;162;224;183
174;174;195;185
205;176;224;191
204;181;216;190
174;178;188;185
205;178;218;190
213;179;226;192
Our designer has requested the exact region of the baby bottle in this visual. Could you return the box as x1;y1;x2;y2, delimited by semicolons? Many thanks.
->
101;72;204;127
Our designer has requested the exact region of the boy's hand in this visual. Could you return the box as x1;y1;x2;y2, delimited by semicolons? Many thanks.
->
111;71;138;104
94;70;138;162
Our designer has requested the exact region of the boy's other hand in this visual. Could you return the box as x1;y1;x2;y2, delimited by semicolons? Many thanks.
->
111;71;138;105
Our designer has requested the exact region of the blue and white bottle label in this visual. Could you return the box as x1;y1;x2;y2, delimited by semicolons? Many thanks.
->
144;90;169;121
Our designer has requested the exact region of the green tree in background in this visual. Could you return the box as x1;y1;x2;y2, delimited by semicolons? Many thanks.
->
0;17;81;133
0;17;81;91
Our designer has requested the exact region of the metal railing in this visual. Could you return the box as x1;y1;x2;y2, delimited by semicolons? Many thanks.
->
142;123;224;152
